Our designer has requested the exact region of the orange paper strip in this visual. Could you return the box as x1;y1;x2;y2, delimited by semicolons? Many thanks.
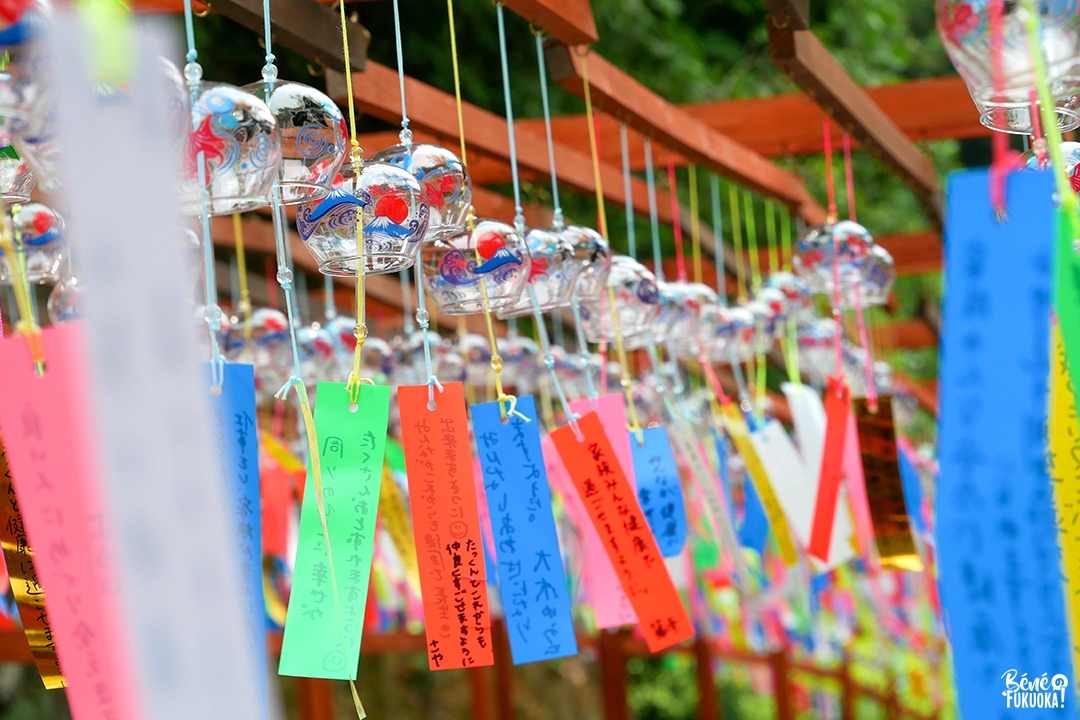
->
808;378;851;562
398;382;494;670
550;412;694;653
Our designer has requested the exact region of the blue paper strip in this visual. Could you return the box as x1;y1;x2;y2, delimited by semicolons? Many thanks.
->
206;363;265;711
897;447;925;535
938;168;1074;716
713;429;768;553
631;426;687;557
472;397;577;664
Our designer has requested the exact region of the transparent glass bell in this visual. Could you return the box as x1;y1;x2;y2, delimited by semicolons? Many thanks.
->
725;305;758;364
420;218;531;315
496;227;575;318
242;78;346;205
793;220;874;294
247;307;292;404
297;161;428;276
298;323;336;391
498;335;539;395
0;0;50;138
390;328;446;386
938;0;1080;133
702;304;735;362
561;224;611;300
745;298;779;354
764;271;813;326
652;280;718;356
0;144;33;202
798;317;841;385
370;142;470;240
579;255;660;346
851;245;896;307
0;202;64;284
180;83;281;217
47;271;80;323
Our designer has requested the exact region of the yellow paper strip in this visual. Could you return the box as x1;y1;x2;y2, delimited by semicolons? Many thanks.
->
378;465;421;599
719;404;799;565
1049;324;1080;673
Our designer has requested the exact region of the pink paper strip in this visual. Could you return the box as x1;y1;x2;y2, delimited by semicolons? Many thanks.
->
541;436;637;629
843;411;878;569
0;325;139;720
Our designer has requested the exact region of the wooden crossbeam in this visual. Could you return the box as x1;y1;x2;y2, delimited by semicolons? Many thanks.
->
502;0;598;45
324;62;686;226
524;77;984;167
767;27;943;225
543;44;826;225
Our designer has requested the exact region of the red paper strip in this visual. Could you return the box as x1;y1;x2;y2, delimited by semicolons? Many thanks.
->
808;377;851;562
0;325;138;720
398;382;494;670
550;412;694;652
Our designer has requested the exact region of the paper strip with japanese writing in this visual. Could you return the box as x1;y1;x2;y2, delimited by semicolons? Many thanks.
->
473;397;577;664
551;412;694;652
279;382;390;679
631;427;687;558
399;382;494;670
938;169;1073;716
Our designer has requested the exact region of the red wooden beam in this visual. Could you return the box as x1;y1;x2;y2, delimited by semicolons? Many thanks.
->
503;0;598;45
767;28;942;225
517;76;985;167
544;45;826;225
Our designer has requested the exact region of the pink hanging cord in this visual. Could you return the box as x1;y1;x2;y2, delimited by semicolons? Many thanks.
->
841;132;878;410
843;133;857;223
666;157;688;282
824;118;843;379
988;0;1023;215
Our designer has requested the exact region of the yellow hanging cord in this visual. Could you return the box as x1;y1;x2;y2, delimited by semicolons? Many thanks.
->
688;165;702;284
580;49;641;444
728;184;747;303
231;214;253;354
743;190;767;411
335;0;372;404
0;211;43;373
780;204;793;271
765;199;778;276
447;0;521;421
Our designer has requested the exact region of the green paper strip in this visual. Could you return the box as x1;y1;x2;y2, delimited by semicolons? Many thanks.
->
384;437;406;473
279;382;390;679
1054;206;1080;416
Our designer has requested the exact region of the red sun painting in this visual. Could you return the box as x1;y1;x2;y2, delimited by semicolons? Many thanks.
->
476;231;506;259
375;195;409;224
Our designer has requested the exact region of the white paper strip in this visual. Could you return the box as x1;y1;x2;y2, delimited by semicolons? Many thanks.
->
50;19;263;720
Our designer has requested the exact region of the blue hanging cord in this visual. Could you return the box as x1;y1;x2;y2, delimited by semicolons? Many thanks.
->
496;2;582;433
399;268;415;333
391;0;440;404
620;123;636;261
533;28;563;230
644;138;664;283
392;0;412;142
182;0;226;391
324;274;338;320
710;174;728;307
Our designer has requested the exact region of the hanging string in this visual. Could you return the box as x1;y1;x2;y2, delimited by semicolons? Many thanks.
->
688;165;702;285
0;215;42;372
988;0;1020;216
180;0;226;391
580;48;643;443
742;190;766;410
325;274;338;320
391;0;410;141
446;0;519;420
728;184;746;302
765;199;778;275
666;158;687;282
497;1;572;430
840;133;877;411
620;123;636;260
232;214;253;354
398;269;413;333
534;29;563;230
645;139;665;283
823;123;844;379
1021;0;1080;237
780;205;793;271
842;133;856;223
709;174;727;307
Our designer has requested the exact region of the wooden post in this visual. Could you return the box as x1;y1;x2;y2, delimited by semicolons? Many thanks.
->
839;652;855;720
770;646;794;720
468;666;495;720
598;629;630;720
884;670;900;720
492;620;515;720
694;636;720;720
296;678;336;720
